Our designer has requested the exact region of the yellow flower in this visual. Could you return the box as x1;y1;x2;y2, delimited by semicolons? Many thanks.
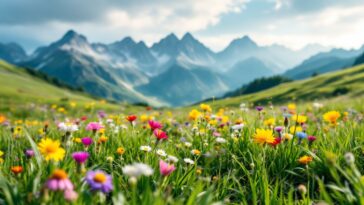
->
289;126;302;134
217;109;225;117
57;107;66;113
264;118;275;127
200;103;212;112
208;119;217;125
221;116;229;124
298;155;313;165
191;149;201;156
253;129;275;145
283;133;293;141
323;111;340;125
116;147;125;155
189;109;201;120
288;103;296;111
292;115;307;124
69;101;77;108
140;114;149;123
73;138;81;143
38;138;65;162
98;135;108;144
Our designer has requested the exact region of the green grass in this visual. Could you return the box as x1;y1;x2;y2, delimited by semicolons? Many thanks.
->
210;64;364;108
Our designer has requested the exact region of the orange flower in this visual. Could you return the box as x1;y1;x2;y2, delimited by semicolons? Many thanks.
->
0;115;6;124
298;156;313;165
11;166;23;175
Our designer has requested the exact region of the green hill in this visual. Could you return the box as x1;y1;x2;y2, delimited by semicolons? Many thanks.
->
0;60;121;111
210;63;364;107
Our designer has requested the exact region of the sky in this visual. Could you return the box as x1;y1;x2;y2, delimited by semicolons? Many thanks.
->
1;0;364;53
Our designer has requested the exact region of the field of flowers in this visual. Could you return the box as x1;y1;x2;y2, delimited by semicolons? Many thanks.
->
1;100;364;204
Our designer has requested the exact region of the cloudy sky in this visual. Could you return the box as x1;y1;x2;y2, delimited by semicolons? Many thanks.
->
1;0;364;53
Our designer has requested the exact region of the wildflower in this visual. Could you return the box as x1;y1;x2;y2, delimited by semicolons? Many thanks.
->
148;120;162;131
264;118;275;127
307;136;316;142
292;115;307;124
126;115;137;122
296;132;307;139
46;169;73;191
189;109;201;120
97;135;108;144
191;149;201;156
344;152;355;165
216;137;227;143
253;129;275;145
11;166;23;175
196;168;202;175
64;189;78;202
72;152;89;164
184;142;192;147
38;138;65;161
0;151;4;163
25;149;34;158
153;129;168;140
297;184;307;195
270;137;282;147
274;126;284;133
166;155;179;163
98;111;107;119
85;170;113;194
81;137;93;147
298;156;313;165
156;149;167;157
200;104;212;112
0;115;6;124
86;122;104;132
122;163;154;178
159;160;176;176
289;126;302;134
184;158;195;165
116;147;125;155
323;111;340;125
140;145;152;152
231;124;244;130
58;122;78;133
255;106;264;112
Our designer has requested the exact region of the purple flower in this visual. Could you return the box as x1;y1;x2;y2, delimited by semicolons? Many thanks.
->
256;106;264;112
98;111;107;119
25;149;34;158
85;170;113;194
86;122;104;132
72;152;89;164
274;126;284;133
81;137;93;147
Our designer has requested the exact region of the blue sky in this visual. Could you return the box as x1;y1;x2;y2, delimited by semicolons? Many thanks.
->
1;0;363;53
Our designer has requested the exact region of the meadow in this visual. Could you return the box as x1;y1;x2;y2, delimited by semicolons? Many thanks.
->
1;97;364;205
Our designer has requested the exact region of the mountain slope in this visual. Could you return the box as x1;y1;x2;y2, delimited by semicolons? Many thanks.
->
209;63;364;107
0;60;101;104
0;42;27;64
20;30;163;106
137;64;229;106
284;47;364;79
223;57;275;89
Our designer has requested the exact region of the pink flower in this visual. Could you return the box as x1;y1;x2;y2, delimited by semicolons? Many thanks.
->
308;136;317;142
72;151;89;164
86;122;104;131
46;169;74;191
159;160;176;176
153;129;168;140
148;120;162;131
81;137;93;146
64;189;78;202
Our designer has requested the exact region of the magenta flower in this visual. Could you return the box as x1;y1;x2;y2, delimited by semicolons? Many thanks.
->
72;151;89;164
256;106;264;112
153;129;168;140
85;170;113;194
25;149;34;158
46;169;74;191
159;160;176;176
148;120;162;131
86;122;104;132
308;136;317;142
81;137;93;146
274;126;284;133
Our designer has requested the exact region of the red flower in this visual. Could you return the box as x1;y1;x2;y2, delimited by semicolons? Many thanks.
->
81;116;88;121
11;166;23;175
153;129;168;140
270;137;282;147
126;115;137;122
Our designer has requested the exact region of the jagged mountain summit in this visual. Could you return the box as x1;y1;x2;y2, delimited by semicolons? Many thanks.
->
0;30;332;106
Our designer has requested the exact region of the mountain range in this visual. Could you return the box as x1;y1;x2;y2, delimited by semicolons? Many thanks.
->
2;29;362;106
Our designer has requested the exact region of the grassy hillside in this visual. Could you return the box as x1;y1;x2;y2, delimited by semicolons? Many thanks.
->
0;60;128;113
210;63;364;107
